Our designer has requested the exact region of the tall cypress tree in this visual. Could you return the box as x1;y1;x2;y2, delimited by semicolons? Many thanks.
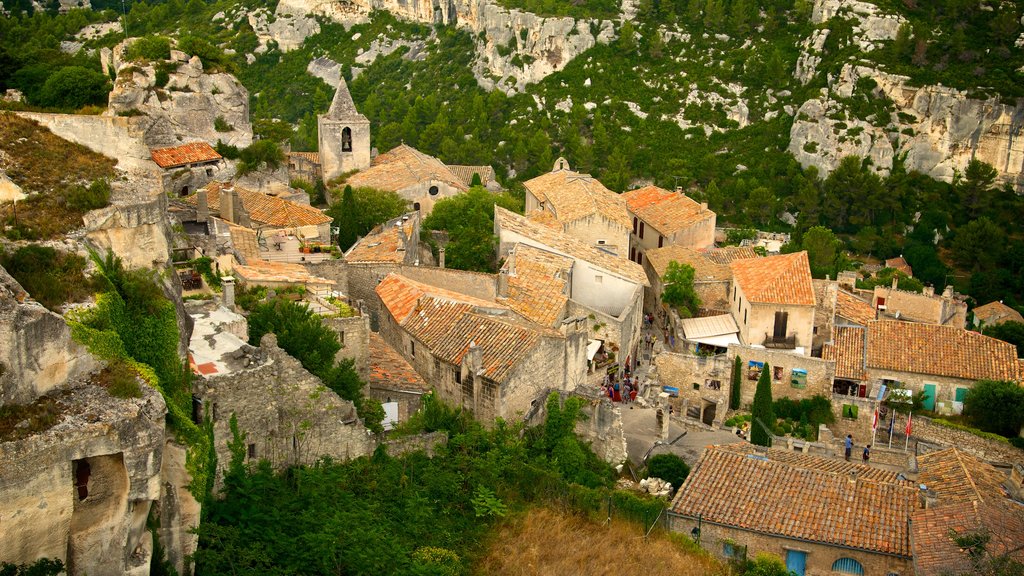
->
750;363;775;447
729;355;742;410
336;185;359;251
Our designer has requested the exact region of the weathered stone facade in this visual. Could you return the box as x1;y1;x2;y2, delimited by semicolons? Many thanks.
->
324;313;371;377
193;334;375;489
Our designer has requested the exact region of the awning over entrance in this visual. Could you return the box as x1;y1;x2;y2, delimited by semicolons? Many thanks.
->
679;314;740;347
586;339;604;361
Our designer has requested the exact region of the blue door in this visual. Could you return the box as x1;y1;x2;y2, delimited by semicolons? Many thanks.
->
923;383;937;411
786;550;807;576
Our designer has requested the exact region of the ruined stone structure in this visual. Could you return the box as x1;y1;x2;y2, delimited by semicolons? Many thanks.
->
318;77;371;183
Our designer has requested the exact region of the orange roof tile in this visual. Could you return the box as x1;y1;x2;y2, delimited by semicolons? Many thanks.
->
973;301;1024;327
866;320;1021;381
884;256;913;277
524;168;630;230
671;444;917;557
730;251;815;306
232;259;334;287
345;144;466;193
183;182;332;229
823;325;868;380
645;245;759;281
368;333;429;392
376;273;499;324
525;209;562;230
621;185;714;237
448;165;496;187
345;218;415;263
497;244;571;327
917;448;1012;504
495;206;648;286
150;141;222;169
288;151;320;164
836;290;876;326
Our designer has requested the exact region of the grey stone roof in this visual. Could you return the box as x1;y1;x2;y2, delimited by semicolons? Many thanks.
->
325;77;362;120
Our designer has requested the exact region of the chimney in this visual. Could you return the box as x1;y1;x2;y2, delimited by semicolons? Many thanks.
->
942;285;953;299
220;186;236;224
438;246;446;269
923;285;935;297
700;202;708;212
675;186;683;193
222;276;235;309
196;189;209;223
848;471;858;485
918;485;938;509
891;276;899;290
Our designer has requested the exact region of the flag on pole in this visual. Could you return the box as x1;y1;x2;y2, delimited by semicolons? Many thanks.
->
888;413;895;449
905;412;912;436
872;408;879;432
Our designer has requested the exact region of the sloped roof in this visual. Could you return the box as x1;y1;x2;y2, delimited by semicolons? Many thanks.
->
345;218;414;263
884;256;913;277
912;448;1024;576
822;325;868;381
525;209;562;230
497;243;571;327
368;333;429;392
670;444;917;557
448;165;496;187
150;141;222;169
730;251;815;306
495;206;648;286
288;151;320;164
973;301;1024;327
701;246;760;265
621;185;714;236
678;314;738;340
232;259;334;287
183;182;332;228
523;168;630;229
323;77;364;120
836;290;876;326
345;144;466;193
375;273;545;382
866;320;1021;382
645;245;759;281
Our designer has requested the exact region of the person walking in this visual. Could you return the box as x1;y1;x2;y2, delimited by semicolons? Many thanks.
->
862;445;871;463
844;435;853;461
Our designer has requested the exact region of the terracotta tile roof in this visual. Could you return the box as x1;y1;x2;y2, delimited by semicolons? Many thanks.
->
621;185;714;236
701;246;760;266
912;448;1024;576
730;251;815;306
523;169;630;230
447;165;496;187
232;259;335;287
525;209;562;230
375;273;544;382
884;256;913;277
368;333;429;392
645;245;757;281
973;301;1024;326
345;144;466;193
822;325;868;380
150;141;222;169
671;444;918;557
495;206;649;286
865;320;1021;381
184;182;332;228
716;443;904;484
836;290;876;326
221;219;259;263
497;244;571;327
345;218;414;263
288;151;320;164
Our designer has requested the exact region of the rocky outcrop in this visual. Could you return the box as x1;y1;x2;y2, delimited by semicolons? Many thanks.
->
248;1;321;53
286;0;616;93
83;190;174;270
811;0;904;52
108;41;252;148
790;63;1024;188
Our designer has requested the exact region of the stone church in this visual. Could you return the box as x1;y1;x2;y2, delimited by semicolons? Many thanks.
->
317;77;371;183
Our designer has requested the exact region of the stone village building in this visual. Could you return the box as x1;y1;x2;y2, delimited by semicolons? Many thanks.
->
622;185;716;266
729;251;817;356
669;443;1024;576
150;141;224;197
972;300;1024;328
375;273;588;422
523;158;632;255
317;77;372;183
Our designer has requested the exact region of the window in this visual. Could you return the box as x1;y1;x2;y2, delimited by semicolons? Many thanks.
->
633;217;638;234
206;168;214;177
292;435;298;451
410;341;416;358
341;127;352;152
743;309;747;324
413;202;421;211
74;459;91;501
595;275;603;284
707;379;722;390
658;235;664;248
455;368;461;384
733;286;736;302
597;239;606;245
339;331;345;343
721;542;744;560
248;443;256;459
637;253;643;266
639;222;645;239
773;311;789;339
180;185;189;196
693;382;700;390
429;185;439;196
630;247;636;261
831;558;864;575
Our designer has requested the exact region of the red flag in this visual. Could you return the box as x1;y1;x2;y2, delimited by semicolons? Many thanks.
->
905;413;912;436
872;408;878;432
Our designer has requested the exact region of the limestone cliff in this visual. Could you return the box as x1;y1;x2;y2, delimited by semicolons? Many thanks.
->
286;0;616;93
106;41;252;148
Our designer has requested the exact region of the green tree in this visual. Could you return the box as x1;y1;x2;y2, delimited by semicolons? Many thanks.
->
856;268;924;293
661;261;701;318
646;453;689;491
36;66;109;110
800;226;842;278
750;363;774;447
963;380;1024;438
334;185;360;250
951;217;1005;271
956;160;998;221
982;321;1024;357
730;355;742;410
237;140;285;176
422;187;521;272
325;187;408;250
741;553;792;576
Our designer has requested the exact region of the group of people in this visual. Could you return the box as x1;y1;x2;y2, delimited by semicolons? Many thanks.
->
603;373;639;403
844;434;871;463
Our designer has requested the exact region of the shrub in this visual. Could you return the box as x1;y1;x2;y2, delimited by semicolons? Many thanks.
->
103;360;143;399
646;453;689;491
963;380;1024;438
0;244;96;311
126;36;171;61
214;116;234;132
36;67;110;110
65;179;110;212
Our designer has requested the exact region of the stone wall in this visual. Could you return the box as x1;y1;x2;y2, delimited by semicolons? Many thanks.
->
83;193;174;270
652;352;732;425
667;512;913;576
726;344;834;407
14;112;157;177
324;314;370;377
828;393;880;444
523;388;628;464
194;334;375;490
382;431;448;458
910;415;1023;465
811;279;837;352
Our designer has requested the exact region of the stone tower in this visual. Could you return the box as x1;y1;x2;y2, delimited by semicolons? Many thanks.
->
318;76;371;183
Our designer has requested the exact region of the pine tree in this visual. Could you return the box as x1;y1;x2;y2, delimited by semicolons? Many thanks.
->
750;362;775;447
729;355;742;410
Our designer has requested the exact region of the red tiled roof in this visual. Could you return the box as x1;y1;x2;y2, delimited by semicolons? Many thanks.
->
368;333;428;392
973;301;1024;327
730;251;815;306
183;182;332;228
150;141;222;169
917;448;1011;505
621;185;714;237
670;444;918;556
345;144;466;193
836;290;876;326
884;256;913;277
866;320;1021;382
822;325;868;381
524;168;631;229
497;244;571;327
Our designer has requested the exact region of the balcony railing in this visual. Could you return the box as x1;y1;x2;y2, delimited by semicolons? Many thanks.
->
763;333;797;349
